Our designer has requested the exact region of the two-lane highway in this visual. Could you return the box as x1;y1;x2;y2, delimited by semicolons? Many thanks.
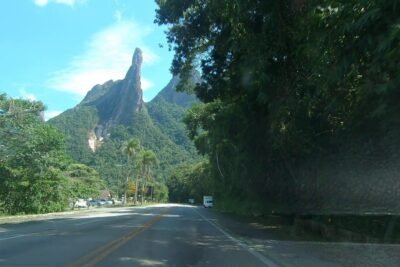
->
4;205;400;267
0;205;276;267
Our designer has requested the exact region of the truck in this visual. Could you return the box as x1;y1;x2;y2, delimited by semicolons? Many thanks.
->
203;196;213;208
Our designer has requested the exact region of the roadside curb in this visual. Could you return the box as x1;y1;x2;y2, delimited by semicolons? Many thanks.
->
0;207;113;225
0;203;161;225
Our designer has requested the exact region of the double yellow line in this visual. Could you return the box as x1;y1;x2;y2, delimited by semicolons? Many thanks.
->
67;209;169;267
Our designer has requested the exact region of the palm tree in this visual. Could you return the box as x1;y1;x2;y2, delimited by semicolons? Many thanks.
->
139;149;157;205
123;138;141;205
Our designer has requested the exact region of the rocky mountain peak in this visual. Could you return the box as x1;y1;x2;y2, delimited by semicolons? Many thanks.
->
124;47;143;83
76;48;145;142
132;47;143;66
119;47;144;113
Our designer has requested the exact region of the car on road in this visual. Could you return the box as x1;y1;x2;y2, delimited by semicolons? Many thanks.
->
74;199;88;208
92;199;113;206
87;199;98;207
203;196;213;208
96;199;107;206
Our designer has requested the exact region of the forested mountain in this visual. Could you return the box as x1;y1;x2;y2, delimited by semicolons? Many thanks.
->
151;74;199;108
49;48;199;195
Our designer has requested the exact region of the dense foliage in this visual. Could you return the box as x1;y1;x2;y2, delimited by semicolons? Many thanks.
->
156;0;400;211
91;109;198;198
0;94;103;214
65;163;104;209
147;96;197;153
167;161;212;203
94;135;168;203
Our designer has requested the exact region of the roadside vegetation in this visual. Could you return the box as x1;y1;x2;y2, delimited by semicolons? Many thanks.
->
157;0;400;214
166;160;212;203
0;94;103;214
0;94;168;215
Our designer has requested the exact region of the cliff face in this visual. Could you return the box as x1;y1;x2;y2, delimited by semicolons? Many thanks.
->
79;48;145;139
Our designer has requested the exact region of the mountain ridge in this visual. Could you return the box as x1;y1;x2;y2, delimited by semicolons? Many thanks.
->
48;48;199;191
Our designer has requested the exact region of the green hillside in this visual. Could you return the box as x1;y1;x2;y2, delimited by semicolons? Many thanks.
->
49;106;99;165
48;49;199;196
49;93;199;196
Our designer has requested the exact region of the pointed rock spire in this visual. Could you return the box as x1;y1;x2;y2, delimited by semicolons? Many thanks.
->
77;48;146;136
125;47;143;81
132;47;143;66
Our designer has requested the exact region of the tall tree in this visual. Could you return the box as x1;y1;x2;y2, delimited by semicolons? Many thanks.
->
123;138;141;205
138;149;157;205
0;94;68;214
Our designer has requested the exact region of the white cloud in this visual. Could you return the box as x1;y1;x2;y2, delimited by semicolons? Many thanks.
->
47;20;159;96
34;0;48;6
141;78;154;91
19;89;37;102
33;0;84;7
54;0;77;6
44;110;62;121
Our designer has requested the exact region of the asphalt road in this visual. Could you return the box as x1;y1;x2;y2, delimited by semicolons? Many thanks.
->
1;204;400;267
0;204;277;267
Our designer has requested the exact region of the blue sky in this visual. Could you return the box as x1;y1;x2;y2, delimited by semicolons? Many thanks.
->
0;0;174;120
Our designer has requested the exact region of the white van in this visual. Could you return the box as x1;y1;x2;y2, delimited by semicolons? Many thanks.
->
203;196;213;208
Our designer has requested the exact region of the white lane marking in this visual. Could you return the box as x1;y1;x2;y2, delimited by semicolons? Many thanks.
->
0;234;26;241
74;219;103;226
192;208;280;267
73;212;133;219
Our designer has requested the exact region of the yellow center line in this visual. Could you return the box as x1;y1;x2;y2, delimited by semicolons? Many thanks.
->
67;208;169;267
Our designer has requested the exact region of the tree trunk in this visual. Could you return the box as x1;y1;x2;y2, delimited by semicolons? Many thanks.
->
134;176;138;205
141;166;148;205
141;180;145;205
124;175;129;205
124;154;131;206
